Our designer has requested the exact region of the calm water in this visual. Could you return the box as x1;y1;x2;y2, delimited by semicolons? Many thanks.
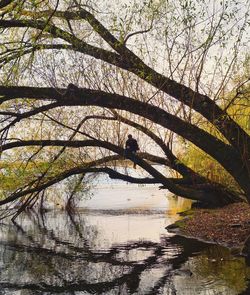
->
0;175;250;294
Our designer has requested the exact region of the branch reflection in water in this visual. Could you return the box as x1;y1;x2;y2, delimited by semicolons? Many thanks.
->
0;206;249;294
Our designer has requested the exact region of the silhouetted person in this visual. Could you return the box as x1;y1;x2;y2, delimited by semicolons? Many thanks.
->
125;134;139;168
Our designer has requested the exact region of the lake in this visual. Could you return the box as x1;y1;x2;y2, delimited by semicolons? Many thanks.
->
0;172;249;294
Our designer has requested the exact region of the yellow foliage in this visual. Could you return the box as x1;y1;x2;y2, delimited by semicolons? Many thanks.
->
181;85;249;191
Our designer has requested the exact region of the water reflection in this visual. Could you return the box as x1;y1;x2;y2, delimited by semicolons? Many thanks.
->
0;200;249;294
0;211;250;295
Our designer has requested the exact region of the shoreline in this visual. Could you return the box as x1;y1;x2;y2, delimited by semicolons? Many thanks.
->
166;202;250;255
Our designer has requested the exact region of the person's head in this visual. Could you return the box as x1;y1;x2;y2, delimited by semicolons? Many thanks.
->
128;134;132;139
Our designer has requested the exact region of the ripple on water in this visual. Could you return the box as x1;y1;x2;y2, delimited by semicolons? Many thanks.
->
0;191;249;295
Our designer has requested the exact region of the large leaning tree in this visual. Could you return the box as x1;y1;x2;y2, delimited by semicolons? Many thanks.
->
0;0;249;218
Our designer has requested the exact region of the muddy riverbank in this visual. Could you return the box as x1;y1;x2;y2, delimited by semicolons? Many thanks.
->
167;202;250;254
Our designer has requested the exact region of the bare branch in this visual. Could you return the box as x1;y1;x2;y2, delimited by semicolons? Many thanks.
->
0;9;248;158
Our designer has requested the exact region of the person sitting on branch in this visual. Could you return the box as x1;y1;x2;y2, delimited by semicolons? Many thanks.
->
125;134;139;169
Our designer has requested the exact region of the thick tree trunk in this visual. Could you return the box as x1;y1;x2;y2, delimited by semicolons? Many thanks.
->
0;85;249;199
0;139;243;208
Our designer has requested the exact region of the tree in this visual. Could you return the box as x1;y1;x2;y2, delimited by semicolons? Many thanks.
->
0;0;249;218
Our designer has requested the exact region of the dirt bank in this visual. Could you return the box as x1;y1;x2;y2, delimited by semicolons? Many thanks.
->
167;202;250;250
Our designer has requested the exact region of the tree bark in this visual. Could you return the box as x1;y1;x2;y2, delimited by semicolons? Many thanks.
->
0;85;248;198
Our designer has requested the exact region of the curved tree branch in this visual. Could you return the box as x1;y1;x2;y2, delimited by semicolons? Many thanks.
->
111;110;204;181
0;44;75;68
0;101;61;133
74;7;249;158
0;19;124;67
0;8;248;160
0;85;247;197
0;137;243;209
